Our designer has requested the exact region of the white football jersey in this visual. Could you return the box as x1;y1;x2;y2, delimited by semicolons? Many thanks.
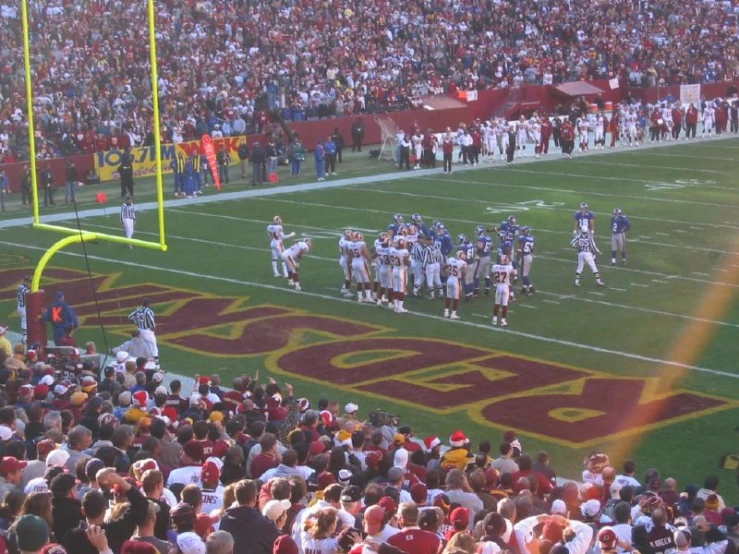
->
445;257;466;279
267;224;284;241
285;241;310;259
390;247;409;268
339;237;352;259
351;240;367;261
491;263;514;286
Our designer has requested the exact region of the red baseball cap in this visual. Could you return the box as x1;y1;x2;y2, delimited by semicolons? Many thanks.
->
194;513;219;538
377;496;397;517
201;461;220;485
0;457;27;477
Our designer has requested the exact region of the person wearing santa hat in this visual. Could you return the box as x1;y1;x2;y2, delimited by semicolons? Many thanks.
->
440;430;473;471
124;391;151;423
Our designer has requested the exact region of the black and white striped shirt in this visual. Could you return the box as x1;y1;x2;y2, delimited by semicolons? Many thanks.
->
429;243;445;265
411;242;425;262
129;306;156;330
16;283;29;309
121;203;136;223
571;234;600;255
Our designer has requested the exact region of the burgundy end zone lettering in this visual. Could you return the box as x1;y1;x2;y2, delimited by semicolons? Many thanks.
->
277;338;490;385
481;377;727;443
170;315;378;356
359;356;588;409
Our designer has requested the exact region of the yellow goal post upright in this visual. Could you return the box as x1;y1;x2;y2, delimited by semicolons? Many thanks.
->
20;0;168;346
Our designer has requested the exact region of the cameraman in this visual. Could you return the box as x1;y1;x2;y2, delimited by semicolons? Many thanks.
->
369;411;399;450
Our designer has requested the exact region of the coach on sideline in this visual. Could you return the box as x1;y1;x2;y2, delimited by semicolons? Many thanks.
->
129;298;158;364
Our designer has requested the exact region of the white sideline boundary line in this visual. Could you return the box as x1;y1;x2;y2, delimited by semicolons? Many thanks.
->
2;239;736;380
2;134;737;230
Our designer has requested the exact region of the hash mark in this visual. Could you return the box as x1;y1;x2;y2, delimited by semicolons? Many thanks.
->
542;299;560;304
631;283;649;287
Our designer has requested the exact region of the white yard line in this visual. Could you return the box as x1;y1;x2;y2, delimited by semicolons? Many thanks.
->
3;238;736;379
425;174;737;210
99;223;739;333
576;159;736;176
254;195;737;256
632;152;739;163
631;283;650;287
538;291;739;329
588;291;606;296
609;287;627;292
542;299;560;305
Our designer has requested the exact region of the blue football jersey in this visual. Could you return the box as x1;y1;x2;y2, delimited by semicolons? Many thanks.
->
476;235;493;258
459;241;475;261
439;234;454;256
575;211;595;232
611;215;631;234
518;235;535;254
498;239;514;259
500;221;520;241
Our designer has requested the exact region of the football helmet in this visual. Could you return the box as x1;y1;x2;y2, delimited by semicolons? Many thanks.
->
500;255;510;265
476;225;486;236
408;225;417;235
432;220;442;230
304;238;313;248
411;213;423;225
273;216;282;225
397;239;406;249
522;226;531;236
344;229;354;238
456;251;466;260
394;213;404;225
353;232;364;241
457;234;467;244
579;202;589;211
399;226;409;236
508;215;517;226
613;208;622;215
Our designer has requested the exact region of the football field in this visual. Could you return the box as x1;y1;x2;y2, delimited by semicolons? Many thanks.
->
1;138;738;497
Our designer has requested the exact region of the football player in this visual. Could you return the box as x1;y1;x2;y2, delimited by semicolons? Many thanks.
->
390;238;410;313
375;233;393;306
267;216;295;279
388;214;404;235
411;213;427;236
458;234;475;301
444;251;467;320
610;208;631;265
474;226;493;296
491;255;516;327
517;226;536;295
574;202;595;234
571;230;604;287
350;232;373;303
281;238;312;291
339;229;354;296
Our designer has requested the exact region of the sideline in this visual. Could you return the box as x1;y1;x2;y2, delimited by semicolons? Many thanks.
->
1;239;736;380
2;134;736;230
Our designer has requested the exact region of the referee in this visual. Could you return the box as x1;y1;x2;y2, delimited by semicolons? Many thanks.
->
121;195;136;247
16;275;30;345
128;298;158;364
571;231;604;287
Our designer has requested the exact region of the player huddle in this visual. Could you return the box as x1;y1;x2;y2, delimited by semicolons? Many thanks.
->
266;205;632;326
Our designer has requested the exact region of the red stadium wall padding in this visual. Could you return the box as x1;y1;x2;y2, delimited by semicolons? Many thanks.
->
27;290;47;348
1;153;94;193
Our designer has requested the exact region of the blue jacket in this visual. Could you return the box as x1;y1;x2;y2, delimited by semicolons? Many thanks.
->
0;174;8;191
314;144;325;163
324;140;337;155
44;300;79;329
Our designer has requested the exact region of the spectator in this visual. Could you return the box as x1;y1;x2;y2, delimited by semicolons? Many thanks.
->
219;480;278;554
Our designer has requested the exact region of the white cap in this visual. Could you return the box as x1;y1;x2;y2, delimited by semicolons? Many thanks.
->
262;499;291;522
177;532;206;554
344;402;359;414
46;449;71;468
551;499;567;515
154;386;168;396
116;351;129;363
0;426;12;441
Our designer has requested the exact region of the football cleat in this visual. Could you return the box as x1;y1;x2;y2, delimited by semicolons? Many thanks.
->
492;316;498;325
500;319;508;327
450;313;460;320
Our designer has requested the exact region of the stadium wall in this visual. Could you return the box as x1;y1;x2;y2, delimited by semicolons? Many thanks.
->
2;153;94;193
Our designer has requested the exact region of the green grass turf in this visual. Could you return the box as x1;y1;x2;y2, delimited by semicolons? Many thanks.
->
1;138;738;500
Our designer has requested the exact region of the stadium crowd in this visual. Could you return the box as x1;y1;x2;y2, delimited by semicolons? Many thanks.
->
1;0;739;161
0;339;736;554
